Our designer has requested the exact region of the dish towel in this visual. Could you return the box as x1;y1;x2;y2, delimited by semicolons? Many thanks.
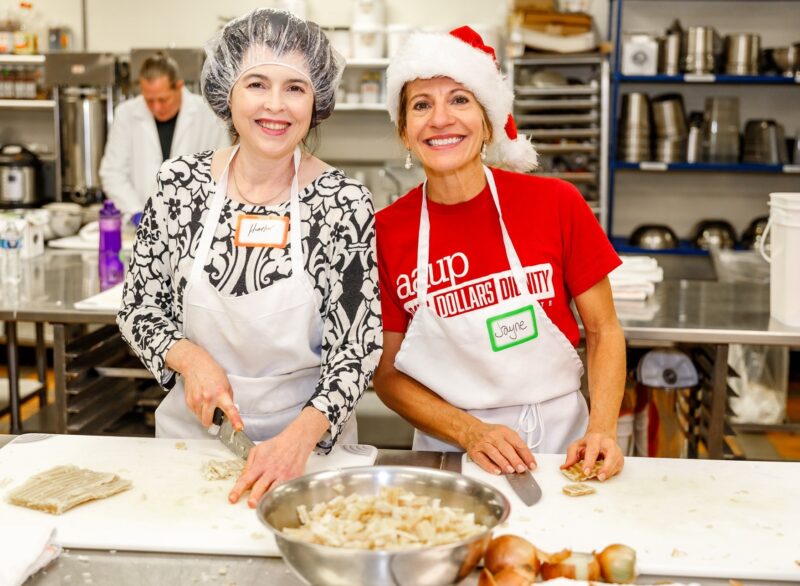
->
0;524;61;586
73;283;124;311
609;256;663;301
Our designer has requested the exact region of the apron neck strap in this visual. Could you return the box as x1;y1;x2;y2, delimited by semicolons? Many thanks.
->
190;145;303;286
415;166;529;304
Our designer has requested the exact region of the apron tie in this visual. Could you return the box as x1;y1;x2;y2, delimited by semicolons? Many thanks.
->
517;403;546;449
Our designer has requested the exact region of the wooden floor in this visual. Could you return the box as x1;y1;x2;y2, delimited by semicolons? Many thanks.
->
2;364;799;460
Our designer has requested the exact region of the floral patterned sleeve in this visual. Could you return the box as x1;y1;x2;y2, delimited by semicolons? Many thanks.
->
307;178;383;449
117;169;185;388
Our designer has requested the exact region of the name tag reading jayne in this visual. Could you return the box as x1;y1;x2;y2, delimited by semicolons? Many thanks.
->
486;305;538;352
234;214;289;248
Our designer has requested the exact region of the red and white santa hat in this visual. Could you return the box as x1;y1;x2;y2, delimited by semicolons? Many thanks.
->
386;26;538;172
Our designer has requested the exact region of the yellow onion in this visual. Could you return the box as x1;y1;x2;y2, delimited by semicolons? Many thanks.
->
492;565;537;586
597;543;637;583
540;550;601;581
477;569;498;586
483;535;540;575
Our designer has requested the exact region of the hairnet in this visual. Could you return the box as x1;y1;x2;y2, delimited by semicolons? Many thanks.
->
201;8;344;132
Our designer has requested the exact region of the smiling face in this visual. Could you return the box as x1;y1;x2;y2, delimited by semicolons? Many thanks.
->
229;50;314;160
401;77;491;175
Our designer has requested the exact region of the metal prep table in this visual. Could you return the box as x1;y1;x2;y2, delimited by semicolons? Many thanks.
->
0;435;786;586
3;250;800;455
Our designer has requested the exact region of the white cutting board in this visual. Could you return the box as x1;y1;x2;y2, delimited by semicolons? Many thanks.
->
0;434;377;557
462;454;800;582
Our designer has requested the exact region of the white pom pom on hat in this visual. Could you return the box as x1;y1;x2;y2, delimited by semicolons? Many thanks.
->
386;25;538;172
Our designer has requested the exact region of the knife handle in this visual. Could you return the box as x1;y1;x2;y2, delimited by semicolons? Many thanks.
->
212;407;224;426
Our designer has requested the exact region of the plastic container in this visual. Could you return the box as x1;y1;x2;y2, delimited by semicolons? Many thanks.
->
325;27;352;59
360;71;380;104
98;200;124;290
351;24;384;60
386;24;412;58
0;215;23;285
352;0;385;27
760;192;800;326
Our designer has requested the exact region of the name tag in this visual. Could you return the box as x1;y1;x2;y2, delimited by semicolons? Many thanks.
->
234;214;289;248
486;305;538;352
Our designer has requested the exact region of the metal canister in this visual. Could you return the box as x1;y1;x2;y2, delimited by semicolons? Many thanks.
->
59;87;107;199
725;33;761;75
682;26;719;74
658;33;682;75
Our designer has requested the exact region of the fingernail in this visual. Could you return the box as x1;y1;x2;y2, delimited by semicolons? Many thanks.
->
598;473;606;482
584;468;591;475
506;466;514;474
516;465;526;473
494;469;501;475
529;463;537;471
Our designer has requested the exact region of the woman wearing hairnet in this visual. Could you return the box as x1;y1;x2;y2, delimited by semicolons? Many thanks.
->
118;8;382;506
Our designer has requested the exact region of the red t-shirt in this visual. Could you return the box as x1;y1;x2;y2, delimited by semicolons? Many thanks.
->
375;168;621;347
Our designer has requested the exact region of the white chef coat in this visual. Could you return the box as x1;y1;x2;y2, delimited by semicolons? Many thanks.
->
99;88;230;215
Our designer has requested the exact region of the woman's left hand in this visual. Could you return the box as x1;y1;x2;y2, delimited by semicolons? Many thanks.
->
228;431;314;508
227;407;330;508
562;431;624;482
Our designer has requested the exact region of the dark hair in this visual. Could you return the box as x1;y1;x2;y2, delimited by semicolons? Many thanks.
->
139;52;182;87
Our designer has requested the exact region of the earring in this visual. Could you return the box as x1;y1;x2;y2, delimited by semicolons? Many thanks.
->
480;142;488;160
404;149;413;170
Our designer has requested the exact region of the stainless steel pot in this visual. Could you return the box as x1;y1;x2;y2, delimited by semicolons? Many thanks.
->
725;33;761;75
743;119;788;164
683;26;719;74
0;144;40;205
60;87;107;200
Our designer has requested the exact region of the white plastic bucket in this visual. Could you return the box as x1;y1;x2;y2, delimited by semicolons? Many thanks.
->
759;192;800;326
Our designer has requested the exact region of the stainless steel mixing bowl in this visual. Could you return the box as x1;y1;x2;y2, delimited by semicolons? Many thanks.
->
257;466;510;586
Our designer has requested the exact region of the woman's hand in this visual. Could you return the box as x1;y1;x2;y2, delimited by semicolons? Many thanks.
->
166;340;243;430
562;431;624;482
462;420;537;475
228;407;330;508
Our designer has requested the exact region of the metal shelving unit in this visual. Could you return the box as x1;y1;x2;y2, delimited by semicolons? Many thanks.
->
510;53;611;231
607;0;800;243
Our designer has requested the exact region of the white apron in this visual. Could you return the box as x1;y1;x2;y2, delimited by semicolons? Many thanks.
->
394;166;587;453
155;145;357;443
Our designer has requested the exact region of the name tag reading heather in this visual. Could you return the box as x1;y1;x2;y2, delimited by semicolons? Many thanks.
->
486;305;538;352
234;214;289;248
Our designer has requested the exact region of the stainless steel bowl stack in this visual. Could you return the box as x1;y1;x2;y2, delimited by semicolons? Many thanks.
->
772;43;800;76
701;96;740;163
743;119;788;164
629;224;679;250
257;466;511;586
619;92;652;162
683;26;719;74
725;33;761;75
652;94;688;162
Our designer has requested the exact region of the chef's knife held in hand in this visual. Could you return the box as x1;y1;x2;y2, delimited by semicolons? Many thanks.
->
208;407;255;460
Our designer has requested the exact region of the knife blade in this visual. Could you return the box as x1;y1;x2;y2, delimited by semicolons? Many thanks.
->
505;469;542;506
210;407;255;460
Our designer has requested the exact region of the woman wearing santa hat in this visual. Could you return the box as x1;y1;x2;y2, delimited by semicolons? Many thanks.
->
373;27;626;481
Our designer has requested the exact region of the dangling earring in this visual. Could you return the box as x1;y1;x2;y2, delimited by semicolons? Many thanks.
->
404;149;413;170
480;142;488;160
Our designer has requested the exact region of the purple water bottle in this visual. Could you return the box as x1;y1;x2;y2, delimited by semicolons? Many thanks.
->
98;200;124;290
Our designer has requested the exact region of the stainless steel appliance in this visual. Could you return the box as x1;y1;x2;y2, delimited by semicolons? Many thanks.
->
44;52;118;204
0;144;40;206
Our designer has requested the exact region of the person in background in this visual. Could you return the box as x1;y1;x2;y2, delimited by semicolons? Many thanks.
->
100;52;230;223
373;27;626;481
117;9;381;506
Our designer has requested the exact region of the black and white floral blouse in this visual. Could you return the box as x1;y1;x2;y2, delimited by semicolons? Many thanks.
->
117;150;382;448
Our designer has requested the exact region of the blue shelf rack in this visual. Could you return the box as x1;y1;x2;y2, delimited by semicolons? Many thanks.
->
606;0;800;241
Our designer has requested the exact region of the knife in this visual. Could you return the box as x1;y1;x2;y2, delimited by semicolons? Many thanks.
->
504;469;542;506
209;407;255;460
465;453;542;506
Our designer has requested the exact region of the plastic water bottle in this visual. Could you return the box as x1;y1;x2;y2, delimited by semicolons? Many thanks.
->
98;200;124;290
0;218;22;285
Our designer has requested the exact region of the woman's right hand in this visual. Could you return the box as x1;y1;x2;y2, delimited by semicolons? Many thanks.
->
167;340;244;430
461;420;537;475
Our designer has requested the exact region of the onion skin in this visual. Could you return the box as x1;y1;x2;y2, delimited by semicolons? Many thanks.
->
492;565;537;586
483;535;540;575
540;551;601;581
598;543;637;583
477;569;498;586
